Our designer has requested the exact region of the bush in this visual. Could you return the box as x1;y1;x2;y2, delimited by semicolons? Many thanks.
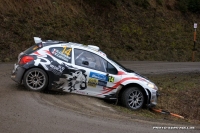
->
177;0;200;13
176;0;188;13
188;0;200;13
133;0;150;9
83;0;118;7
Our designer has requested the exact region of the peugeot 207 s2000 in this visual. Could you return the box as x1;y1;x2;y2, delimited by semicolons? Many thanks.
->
11;37;158;110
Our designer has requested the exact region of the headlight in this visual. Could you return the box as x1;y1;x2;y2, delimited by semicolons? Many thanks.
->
147;83;158;90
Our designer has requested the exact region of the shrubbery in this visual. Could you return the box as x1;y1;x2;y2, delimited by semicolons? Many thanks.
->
175;0;200;13
133;0;200;13
0;0;200;62
187;0;200;13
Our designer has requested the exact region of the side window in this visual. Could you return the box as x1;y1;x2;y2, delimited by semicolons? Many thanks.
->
74;49;105;72
101;59;118;74
50;46;72;63
74;48;118;74
74;49;97;70
106;62;118;75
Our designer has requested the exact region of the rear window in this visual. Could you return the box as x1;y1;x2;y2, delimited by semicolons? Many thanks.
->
24;43;43;54
50;46;72;63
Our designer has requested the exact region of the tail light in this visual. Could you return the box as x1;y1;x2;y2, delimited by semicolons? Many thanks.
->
19;56;34;65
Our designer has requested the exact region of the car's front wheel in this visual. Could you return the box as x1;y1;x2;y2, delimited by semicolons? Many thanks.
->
23;68;48;91
121;87;145;110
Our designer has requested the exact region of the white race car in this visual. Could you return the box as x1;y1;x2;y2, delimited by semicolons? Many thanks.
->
11;37;158;110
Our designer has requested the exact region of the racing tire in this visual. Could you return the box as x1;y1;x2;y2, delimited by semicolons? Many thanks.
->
23;68;48;91
121;87;145;110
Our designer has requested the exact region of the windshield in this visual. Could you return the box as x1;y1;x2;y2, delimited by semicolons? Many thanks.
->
107;58;148;79
107;58;132;72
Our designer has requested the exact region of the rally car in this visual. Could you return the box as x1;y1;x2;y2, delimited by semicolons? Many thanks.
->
11;37;158;110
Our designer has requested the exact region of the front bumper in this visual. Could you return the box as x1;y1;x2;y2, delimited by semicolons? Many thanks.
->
146;90;159;108
11;64;25;84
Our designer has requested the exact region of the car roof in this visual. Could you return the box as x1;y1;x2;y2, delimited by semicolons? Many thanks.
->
33;37;106;57
42;40;107;57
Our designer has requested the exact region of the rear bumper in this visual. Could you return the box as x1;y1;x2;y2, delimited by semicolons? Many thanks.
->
11;64;25;84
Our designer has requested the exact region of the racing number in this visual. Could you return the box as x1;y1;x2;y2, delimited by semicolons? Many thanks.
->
108;76;114;82
62;46;72;56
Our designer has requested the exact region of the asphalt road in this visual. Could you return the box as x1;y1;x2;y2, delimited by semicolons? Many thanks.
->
0;62;200;133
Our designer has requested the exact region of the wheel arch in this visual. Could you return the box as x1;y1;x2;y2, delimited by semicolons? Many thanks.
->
21;66;50;86
117;83;150;105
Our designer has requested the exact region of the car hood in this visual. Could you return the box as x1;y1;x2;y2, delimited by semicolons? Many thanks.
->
124;71;151;83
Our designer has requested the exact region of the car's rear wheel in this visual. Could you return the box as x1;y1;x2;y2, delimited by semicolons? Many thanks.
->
23;68;48;91
121;87;145;110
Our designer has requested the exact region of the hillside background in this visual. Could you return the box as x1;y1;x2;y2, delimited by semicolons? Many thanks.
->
0;0;200;62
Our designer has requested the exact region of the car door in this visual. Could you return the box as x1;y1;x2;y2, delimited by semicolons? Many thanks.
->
48;45;74;91
73;48;122;97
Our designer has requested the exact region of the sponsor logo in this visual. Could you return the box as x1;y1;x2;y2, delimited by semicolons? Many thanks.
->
98;80;107;87
48;64;65;76
88;78;98;87
88;78;107;87
75;90;86;95
88;72;108;87
89;72;108;81
34;56;65;76
34;56;50;70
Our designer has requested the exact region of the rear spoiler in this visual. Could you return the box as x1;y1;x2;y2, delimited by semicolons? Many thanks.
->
34;37;42;44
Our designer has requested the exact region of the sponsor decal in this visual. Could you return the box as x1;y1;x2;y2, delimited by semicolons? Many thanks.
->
108;76;114;82
51;48;71;62
33;44;42;51
34;55;66;76
88;78;107;88
98;80;107;87
89;72;108;81
67;70;87;92
48;64;65;76
34;56;50;70
98;51;106;56
88;78;98;87
75;90;86;95
88;72;108;87
33;46;39;51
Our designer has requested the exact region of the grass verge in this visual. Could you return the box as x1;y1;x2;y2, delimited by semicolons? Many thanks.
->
112;72;200;124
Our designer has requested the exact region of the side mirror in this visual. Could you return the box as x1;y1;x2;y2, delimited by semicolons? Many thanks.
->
82;61;89;65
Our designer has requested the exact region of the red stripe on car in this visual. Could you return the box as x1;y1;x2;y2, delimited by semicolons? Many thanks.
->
98;77;140;95
44;50;52;55
34;51;41;55
118;71;126;75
